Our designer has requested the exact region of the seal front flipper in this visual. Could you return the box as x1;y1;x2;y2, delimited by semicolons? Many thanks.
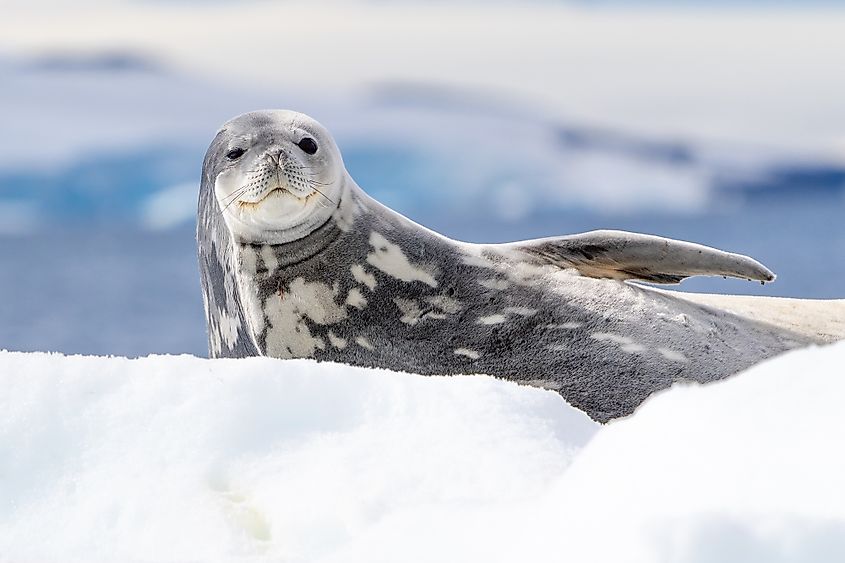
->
502;229;776;285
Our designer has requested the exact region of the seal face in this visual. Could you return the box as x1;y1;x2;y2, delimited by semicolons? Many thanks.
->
198;110;829;422
210;110;345;245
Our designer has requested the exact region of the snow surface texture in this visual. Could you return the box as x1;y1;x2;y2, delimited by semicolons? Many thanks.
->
2;344;844;562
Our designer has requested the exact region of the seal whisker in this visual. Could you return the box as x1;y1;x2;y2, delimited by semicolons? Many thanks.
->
218;185;253;206
220;186;249;203
218;188;249;205
308;183;336;205
217;196;242;215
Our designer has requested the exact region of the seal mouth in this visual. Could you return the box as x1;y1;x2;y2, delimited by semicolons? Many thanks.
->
236;187;315;209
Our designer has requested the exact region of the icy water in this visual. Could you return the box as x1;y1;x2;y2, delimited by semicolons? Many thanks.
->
1;197;841;357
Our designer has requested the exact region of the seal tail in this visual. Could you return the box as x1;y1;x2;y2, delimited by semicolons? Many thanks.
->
669;293;845;343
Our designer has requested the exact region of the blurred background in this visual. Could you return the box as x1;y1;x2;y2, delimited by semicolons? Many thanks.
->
1;0;843;357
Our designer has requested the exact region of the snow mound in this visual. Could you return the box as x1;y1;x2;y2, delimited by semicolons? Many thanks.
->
0;352;596;561
2;344;844;562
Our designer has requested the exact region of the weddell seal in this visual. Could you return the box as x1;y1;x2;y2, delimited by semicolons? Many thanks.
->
197;110;845;422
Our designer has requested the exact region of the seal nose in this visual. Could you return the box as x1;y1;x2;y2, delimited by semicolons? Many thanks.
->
272;147;288;166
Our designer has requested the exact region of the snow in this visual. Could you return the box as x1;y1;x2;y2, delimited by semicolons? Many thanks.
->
2;343;844;562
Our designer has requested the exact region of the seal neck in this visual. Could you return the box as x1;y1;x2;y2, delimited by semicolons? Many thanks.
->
255;211;343;270
237;179;357;270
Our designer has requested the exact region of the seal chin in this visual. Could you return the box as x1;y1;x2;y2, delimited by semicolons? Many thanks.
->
242;187;310;219
219;184;339;245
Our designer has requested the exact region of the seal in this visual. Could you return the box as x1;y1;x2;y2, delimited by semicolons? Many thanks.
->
198;110;844;422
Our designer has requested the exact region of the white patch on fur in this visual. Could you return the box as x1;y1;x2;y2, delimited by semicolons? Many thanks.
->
208;315;223;357
260;245;279;274
454;348;481;360
218;309;240;349
345;288;367;310
393;295;458;325
333;194;358;232
505;261;559;286
208;308;242;357
367;232;437;287
504;306;537;317
355;336;374;350
658;313;691;326
424;295;462;314
328;331;347;350
545;322;583;330
461;247;496;269
658;347;689;363
233;245;269;336
478;278;510;290
477;314;507;325
239;246;260;276
591;332;646;354
393;298;423;325
591;332;631;344
264;278;348;359
547;343;569;352
351;264;377;291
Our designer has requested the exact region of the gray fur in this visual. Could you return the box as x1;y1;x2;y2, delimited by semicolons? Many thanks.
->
197;126;259;358
198;110;827;423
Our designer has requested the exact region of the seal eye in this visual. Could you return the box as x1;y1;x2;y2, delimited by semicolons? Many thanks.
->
226;148;246;160
297;137;318;155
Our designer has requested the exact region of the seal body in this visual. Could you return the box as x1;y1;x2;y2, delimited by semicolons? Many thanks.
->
198;110;840;422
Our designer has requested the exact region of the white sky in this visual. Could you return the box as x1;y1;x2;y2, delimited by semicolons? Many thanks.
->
2;2;845;154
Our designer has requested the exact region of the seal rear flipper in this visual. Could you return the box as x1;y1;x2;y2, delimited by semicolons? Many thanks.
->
667;292;845;344
503;229;775;285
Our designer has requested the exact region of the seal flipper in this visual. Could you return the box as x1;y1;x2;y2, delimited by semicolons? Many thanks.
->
504;229;775;285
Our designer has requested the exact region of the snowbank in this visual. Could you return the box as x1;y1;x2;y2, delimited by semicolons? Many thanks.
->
1;344;844;562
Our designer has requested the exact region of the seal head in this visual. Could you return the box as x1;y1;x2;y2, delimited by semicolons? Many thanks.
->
205;110;346;245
